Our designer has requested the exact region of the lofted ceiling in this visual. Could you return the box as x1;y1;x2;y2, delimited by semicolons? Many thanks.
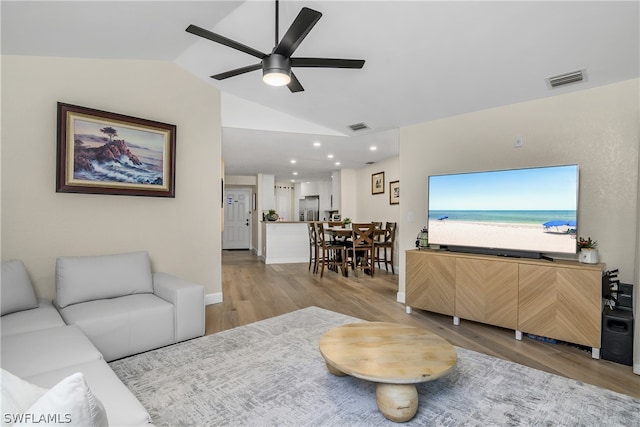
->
2;1;638;182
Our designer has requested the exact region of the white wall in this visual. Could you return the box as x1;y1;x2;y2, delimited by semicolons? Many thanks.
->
260;174;276;213
1;56;223;301
397;79;639;371
331;171;341;213
340;169;357;221
355;157;400;224
351;156;401;271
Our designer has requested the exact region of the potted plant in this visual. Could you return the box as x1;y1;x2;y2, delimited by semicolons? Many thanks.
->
266;209;279;221
577;236;599;264
343;217;352;228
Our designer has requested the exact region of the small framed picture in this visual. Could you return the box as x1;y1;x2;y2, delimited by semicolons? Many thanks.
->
371;171;385;195
390;180;399;205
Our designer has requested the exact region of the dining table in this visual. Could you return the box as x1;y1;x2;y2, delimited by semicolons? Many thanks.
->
323;225;386;277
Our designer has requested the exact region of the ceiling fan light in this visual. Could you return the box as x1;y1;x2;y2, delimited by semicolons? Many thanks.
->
262;54;291;87
263;71;291;86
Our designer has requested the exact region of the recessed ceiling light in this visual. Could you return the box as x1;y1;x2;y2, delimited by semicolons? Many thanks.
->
370;146;377;151
335;162;341;166
291;179;295;182
290;159;296;164
313;142;321;147
293;172;298;175
328;154;334;159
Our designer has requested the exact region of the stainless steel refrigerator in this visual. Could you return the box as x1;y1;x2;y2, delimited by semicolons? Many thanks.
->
299;195;320;221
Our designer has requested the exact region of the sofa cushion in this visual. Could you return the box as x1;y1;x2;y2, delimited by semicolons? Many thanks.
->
1;298;66;337
0;325;103;379
1;260;38;316
58;294;174;362
55;251;153;309
25;360;152;427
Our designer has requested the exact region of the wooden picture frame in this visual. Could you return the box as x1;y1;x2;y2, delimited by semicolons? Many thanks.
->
371;171;385;195
56;102;176;197
390;180;399;204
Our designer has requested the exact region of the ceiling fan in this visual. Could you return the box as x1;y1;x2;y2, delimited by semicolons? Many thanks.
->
185;0;365;93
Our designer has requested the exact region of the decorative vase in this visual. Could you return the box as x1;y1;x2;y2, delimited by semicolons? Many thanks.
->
579;248;599;264
267;213;279;221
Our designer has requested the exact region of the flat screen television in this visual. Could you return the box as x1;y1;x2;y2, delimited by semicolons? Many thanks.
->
428;164;579;259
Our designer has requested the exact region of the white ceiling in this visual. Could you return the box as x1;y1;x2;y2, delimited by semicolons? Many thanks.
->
3;1;638;182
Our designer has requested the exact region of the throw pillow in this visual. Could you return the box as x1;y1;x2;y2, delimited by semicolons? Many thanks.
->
1;260;38;316
1;369;47;423
1;370;109;427
18;372;108;427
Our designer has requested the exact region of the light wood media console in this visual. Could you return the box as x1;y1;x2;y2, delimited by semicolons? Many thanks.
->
405;249;604;358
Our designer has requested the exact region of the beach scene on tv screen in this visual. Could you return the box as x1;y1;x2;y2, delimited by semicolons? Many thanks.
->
428;165;578;254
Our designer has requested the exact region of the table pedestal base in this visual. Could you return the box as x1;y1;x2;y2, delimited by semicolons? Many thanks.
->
375;383;418;422
326;363;418;422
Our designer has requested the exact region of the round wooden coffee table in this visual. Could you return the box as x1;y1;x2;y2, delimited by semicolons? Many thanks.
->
319;322;457;422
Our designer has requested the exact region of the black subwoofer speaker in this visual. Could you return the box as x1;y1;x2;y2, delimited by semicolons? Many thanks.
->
601;309;634;366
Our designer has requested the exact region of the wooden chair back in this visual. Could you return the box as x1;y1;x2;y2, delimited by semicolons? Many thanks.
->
348;223;376;277
384;222;397;243
351;223;376;248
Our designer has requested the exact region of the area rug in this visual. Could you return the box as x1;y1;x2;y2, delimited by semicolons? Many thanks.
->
110;306;639;426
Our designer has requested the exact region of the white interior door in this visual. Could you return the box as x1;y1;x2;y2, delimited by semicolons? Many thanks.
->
223;189;251;249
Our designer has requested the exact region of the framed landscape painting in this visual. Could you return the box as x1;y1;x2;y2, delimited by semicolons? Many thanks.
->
56;102;176;197
371;171;385;195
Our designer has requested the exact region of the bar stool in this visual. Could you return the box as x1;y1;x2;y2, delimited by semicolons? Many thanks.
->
307;222;319;274
316;222;346;278
375;222;397;274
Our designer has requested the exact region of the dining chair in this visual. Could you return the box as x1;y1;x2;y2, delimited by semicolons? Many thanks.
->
307;222;319;274
328;221;345;228
346;223;376;277
316;222;346;278
374;222;397;274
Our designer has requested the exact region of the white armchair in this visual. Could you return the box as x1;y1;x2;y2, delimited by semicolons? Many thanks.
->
54;251;205;361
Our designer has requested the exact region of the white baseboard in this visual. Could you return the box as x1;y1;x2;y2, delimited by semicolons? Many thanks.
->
634;362;640;376
396;292;405;304
205;292;222;306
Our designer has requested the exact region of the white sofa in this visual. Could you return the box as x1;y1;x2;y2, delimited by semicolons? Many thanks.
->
1;254;206;426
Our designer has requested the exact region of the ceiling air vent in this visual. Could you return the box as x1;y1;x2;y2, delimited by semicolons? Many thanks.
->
546;69;586;89
348;122;369;132
365;161;375;165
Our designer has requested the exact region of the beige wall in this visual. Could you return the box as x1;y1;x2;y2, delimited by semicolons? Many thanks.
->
1;56;223;301
397;79;639;371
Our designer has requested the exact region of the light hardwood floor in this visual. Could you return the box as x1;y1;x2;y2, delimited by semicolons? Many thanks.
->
207;250;639;398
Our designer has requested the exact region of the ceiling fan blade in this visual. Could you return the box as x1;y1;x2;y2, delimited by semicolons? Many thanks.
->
274;7;322;58
287;72;304;93
291;58;365;69
211;63;263;80
186;24;266;59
